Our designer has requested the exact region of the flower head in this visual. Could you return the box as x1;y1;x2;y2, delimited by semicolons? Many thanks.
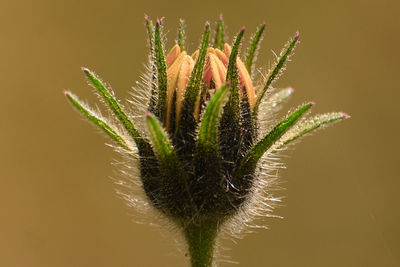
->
65;16;349;266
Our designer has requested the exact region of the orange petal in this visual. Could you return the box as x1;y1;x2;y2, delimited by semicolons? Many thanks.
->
209;53;225;90
207;47;216;54
175;55;194;122
203;54;213;86
166;44;181;67
224;43;232;58
237;58;255;107
165;52;186;129
191;50;199;61
214;48;229;66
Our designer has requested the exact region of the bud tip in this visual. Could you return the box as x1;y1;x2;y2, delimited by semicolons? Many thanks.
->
145;16;150;22
205;21;210;28
342;113;351;119
241;26;246;33
81;67;89;73
219;14;223;21
145;112;151;118
309;101;315;106
295;31;300;38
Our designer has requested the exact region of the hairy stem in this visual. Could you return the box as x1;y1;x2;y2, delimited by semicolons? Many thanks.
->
184;219;218;267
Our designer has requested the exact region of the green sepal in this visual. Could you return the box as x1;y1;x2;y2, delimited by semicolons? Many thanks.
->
154;20;168;122
182;23;211;109
226;28;245;94
145;113;177;163
222;27;245;122
177;19;186;51
273;112;349;151
197;84;229;152
175;23;210;155
235;102;313;179
213;15;225;50
218;29;245;170
245;22;266;75
239;89;254;156
193;86;230;213
65;91;130;151
82;68;144;146
144;16;157;113
253;32;299;116
145;113;196;218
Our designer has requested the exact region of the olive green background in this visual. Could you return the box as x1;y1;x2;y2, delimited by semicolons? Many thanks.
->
1;0;399;266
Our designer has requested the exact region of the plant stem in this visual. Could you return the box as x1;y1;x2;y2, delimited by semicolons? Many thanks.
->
184;218;218;267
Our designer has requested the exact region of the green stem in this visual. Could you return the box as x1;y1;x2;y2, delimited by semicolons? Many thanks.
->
184;219;218;267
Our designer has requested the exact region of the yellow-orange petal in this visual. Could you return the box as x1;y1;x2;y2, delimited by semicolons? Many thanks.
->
236;58;255;107
203;55;213;86
166;44;181;67
214;48;229;66
224;43;232;58
175;55;194;122
191;50;199;61
209;53;225;90
165;52;186;129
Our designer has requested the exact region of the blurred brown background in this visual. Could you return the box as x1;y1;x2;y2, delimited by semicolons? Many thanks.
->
1;0;399;266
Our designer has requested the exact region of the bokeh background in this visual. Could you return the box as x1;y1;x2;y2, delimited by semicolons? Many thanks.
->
1;0;399;266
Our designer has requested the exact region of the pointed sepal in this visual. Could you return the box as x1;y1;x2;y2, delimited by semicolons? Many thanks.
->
154;19;168;122
175;23;210;155
82;68;143;144
177;19;186;51
65;91;130;151
253;32;300;116
213;15;225;50
245;22;266;75
272;112;350;151
197;84;230;152
235;101;314;179
144;16;158;113
145;112;177;163
218;28;245;169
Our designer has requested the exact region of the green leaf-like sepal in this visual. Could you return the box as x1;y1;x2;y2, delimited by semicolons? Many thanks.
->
145;113;176;163
177;19;186;51
144;16;157;113
65;91;130;151
235;102;313;179
253;32;299;116
226;27;245;100
245;22;266;75
272;112;349;151
82;68;144;145
181;23;211;112
145;113;196;218
213;15;225;50
197;84;230;152
221;28;245;124
175;23;210;155
154;20;168;122
219;28;245;170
